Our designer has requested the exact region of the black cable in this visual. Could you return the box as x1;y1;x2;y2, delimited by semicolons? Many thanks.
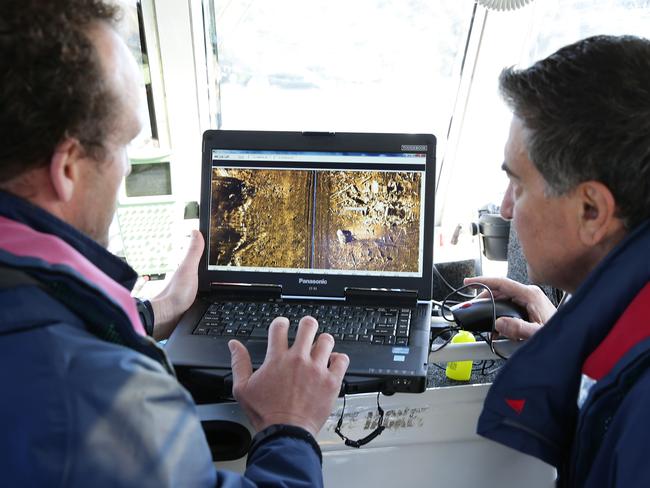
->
430;362;448;371
441;282;510;361
557;291;571;308
476;359;498;375
478;332;508;361
335;392;385;448
484;363;505;376
432;299;457;317
432;264;476;299
430;326;459;353
440;283;483;322
431;360;502;376
433;298;462;308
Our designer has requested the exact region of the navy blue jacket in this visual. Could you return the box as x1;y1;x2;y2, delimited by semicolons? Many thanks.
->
478;220;650;487
0;190;323;487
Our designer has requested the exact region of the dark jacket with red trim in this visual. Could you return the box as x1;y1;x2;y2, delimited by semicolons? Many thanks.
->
0;190;323;487
477;220;650;487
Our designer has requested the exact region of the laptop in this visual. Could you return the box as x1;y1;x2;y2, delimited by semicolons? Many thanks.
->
165;130;436;395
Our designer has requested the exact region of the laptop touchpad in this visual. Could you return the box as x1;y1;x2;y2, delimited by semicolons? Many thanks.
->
244;340;268;362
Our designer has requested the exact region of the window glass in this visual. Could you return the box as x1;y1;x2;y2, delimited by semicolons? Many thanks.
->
202;0;475;160
526;0;650;63
441;0;650;229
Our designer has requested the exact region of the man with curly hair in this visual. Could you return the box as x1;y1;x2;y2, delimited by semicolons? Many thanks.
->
0;1;348;486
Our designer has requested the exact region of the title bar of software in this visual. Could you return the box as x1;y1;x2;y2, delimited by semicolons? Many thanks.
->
212;150;426;165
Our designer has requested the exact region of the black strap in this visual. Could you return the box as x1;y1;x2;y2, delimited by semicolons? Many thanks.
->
135;298;155;336
0;266;42;289
0;263;173;373
247;424;322;465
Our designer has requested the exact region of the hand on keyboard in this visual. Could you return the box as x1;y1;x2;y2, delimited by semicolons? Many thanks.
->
228;315;350;437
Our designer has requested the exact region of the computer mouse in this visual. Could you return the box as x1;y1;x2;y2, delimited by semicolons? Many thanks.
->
449;298;529;333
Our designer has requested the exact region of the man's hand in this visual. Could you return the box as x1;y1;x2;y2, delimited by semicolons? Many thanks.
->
229;316;350;437
149;230;204;340
463;276;556;340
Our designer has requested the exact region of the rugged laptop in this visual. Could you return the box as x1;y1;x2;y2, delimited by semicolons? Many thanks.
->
165;130;436;395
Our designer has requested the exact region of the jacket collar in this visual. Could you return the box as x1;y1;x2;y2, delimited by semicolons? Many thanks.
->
0;190;172;372
0;190;137;289
477;219;650;468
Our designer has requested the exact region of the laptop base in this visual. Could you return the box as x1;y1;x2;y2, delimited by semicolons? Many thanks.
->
176;367;427;404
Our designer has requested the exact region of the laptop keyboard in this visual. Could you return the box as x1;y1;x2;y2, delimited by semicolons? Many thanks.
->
192;302;412;346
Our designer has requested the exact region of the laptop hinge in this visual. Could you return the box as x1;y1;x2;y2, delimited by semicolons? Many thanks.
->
344;287;418;306
209;282;282;300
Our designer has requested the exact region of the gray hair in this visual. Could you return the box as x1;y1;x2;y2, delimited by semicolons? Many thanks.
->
499;35;650;230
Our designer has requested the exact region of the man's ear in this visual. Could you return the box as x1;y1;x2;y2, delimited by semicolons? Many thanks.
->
576;181;622;246
49;138;84;203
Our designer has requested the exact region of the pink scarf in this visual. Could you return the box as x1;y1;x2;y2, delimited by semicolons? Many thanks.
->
0;215;145;335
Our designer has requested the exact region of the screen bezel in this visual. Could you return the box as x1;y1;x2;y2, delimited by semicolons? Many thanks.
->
198;130;436;299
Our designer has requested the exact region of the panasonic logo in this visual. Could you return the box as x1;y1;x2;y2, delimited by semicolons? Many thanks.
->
298;278;328;285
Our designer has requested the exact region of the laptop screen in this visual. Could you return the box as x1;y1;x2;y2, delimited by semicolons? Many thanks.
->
207;149;426;278
199;131;435;299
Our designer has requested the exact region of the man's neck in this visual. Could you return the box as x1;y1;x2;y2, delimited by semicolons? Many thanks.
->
1;171;69;226
564;228;629;294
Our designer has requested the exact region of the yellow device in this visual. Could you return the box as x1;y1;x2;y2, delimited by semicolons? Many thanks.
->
445;330;476;381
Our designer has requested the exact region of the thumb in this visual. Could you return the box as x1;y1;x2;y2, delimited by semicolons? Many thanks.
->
228;340;253;393
495;317;542;341
180;230;205;270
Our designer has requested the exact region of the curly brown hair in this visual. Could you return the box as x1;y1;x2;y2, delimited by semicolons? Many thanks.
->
0;0;122;183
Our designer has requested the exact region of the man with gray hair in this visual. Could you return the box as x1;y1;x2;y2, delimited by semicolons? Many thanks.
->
467;35;650;486
0;1;348;486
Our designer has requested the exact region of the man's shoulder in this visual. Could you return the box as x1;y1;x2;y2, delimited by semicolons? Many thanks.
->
0;304;210;486
0;309;171;394
0;274;82;331
617;360;650;416
582;366;650;486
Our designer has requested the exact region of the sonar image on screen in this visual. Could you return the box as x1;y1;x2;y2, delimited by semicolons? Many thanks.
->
209;168;312;269
315;170;421;272
209;168;422;273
